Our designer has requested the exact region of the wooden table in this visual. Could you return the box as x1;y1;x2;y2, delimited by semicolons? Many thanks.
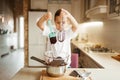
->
11;68;44;80
11;68;91;80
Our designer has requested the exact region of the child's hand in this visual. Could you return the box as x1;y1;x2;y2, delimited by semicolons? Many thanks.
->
61;8;78;32
43;12;52;21
61;8;71;17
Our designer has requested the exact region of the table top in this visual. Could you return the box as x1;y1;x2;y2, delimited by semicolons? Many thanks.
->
11;68;85;80
11;68;120;80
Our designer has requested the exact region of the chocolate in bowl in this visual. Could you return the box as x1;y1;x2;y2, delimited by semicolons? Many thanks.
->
48;59;67;67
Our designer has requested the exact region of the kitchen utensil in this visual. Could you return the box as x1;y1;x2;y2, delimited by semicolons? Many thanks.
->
31;56;48;65
57;30;65;42
57;16;66;42
49;32;57;44
80;72;91;80
69;70;81;77
31;56;67;77
47;65;66;77
70;70;91;80
47;19;57;44
76;70;91;80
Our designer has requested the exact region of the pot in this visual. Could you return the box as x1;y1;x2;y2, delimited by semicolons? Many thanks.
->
31;56;67;77
47;65;66;77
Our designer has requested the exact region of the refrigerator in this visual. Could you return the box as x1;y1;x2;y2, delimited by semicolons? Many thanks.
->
28;11;47;66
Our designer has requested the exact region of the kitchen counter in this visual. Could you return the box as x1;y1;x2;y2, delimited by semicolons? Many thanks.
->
71;40;120;69
11;68;120;80
11;40;120;80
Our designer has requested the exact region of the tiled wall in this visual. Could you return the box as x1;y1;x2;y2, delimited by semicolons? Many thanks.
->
78;19;120;52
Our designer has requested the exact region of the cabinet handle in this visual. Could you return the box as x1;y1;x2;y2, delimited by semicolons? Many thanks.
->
1;52;9;58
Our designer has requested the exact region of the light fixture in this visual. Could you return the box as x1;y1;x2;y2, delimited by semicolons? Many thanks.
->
79;20;104;29
83;21;103;27
0;15;4;23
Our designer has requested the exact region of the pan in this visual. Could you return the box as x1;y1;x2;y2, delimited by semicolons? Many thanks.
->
31;56;67;77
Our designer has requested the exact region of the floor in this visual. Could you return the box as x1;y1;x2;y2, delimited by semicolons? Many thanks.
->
0;49;24;80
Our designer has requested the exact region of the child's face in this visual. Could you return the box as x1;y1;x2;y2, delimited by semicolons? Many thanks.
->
54;16;67;31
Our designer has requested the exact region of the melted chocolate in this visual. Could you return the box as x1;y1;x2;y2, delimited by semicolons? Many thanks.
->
50;37;57;44
48;57;67;67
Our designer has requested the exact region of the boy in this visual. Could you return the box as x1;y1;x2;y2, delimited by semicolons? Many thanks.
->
37;9;78;67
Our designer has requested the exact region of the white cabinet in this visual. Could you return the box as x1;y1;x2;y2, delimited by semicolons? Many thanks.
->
107;0;120;19
0;33;18;57
28;11;47;66
71;0;89;23
79;50;103;68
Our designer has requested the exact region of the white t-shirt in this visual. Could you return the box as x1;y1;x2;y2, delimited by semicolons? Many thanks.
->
42;22;77;67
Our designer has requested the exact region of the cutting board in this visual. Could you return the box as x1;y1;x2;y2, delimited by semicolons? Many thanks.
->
112;55;120;61
40;70;91;80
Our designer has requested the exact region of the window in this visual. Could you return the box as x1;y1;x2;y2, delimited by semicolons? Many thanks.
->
19;16;24;48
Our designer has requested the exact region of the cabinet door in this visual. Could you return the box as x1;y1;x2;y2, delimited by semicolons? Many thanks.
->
79;52;88;68
29;45;46;66
79;51;103;68
84;56;100;68
108;0;120;18
28;11;47;45
28;11;47;66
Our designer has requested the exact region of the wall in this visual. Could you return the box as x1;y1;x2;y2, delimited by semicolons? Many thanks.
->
78;19;120;52
102;19;120;52
0;0;14;33
0;0;23;32
0;0;23;53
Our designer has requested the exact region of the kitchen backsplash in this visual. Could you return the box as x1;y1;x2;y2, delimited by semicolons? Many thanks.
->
78;19;120;52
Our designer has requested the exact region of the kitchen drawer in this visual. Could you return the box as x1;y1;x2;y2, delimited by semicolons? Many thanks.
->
79;50;103;68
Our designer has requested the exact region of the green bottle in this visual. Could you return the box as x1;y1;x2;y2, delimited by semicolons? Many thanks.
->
47;19;56;44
